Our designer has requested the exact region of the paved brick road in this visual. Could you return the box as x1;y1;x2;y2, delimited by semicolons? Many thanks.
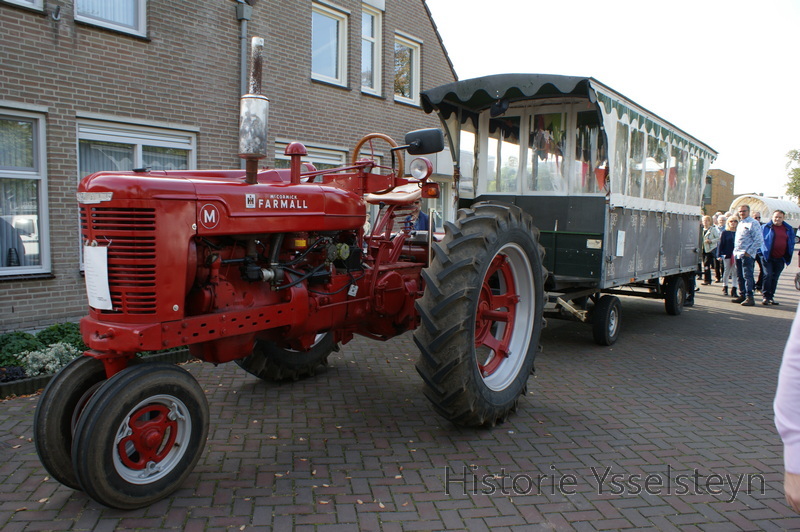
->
3;264;800;531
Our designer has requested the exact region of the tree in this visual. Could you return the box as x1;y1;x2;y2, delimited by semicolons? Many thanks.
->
786;149;800;201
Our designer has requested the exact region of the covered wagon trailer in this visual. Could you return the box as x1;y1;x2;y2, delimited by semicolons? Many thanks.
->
421;74;718;345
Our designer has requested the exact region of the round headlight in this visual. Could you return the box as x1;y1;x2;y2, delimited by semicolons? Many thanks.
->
409;157;433;180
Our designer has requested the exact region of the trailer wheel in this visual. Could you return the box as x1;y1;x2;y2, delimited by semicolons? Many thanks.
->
664;276;686;316
235;332;336;381
592;295;621;346
33;356;107;490
71;363;208;510
414;202;544;427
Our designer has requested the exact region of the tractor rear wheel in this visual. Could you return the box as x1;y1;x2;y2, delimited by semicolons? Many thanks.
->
235;332;337;381
414;202;545;427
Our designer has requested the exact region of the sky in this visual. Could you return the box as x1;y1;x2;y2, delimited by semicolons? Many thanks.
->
424;0;800;199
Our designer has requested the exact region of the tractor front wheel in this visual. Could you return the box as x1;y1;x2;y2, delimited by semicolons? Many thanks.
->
34;356;108;490
414;202;545;427
71;363;208;509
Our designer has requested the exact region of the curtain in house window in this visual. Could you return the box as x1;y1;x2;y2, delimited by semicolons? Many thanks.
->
143;146;188;171
79;140;134;176
0;118;35;170
77;0;136;28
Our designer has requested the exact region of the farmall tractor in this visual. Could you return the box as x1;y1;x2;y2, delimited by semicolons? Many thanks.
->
34;39;545;509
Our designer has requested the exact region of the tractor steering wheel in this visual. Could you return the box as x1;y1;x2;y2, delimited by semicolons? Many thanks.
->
352;133;404;194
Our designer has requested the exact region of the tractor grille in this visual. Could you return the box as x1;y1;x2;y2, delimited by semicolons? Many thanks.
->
81;207;158;314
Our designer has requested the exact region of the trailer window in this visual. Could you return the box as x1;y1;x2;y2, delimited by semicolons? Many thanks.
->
644;136;667;201
526;113;565;193
628;129;644;197
686;155;704;206
574;111;605;194
458;127;476;198
613;122;629;196
667;146;688;204
488;116;520;193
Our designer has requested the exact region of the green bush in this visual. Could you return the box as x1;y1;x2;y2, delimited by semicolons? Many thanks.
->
0;332;44;367
36;322;86;352
20;343;81;377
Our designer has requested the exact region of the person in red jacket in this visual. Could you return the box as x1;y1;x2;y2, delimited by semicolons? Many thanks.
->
761;210;796;305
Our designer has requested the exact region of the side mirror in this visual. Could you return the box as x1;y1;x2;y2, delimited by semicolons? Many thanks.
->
404;128;444;155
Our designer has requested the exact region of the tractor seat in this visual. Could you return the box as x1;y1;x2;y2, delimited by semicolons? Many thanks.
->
364;183;421;205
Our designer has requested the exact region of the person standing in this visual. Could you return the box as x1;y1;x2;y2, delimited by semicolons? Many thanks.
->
775;304;800;513
701;216;720;285
714;215;727;282
753;211;766;293
761;210;795;305
731;204;764;306
716;216;739;297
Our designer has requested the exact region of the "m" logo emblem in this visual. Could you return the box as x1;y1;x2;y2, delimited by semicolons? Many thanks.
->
199;204;220;229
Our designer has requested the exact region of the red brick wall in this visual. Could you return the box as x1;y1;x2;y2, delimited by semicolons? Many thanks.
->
0;0;456;333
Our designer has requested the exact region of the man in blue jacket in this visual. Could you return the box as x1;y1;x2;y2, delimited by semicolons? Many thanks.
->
761;209;796;305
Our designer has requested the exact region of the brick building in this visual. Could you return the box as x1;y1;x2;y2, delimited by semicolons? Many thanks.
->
0;0;457;333
703;169;735;215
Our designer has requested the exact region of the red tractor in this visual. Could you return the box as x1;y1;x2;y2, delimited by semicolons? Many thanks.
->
34;39;545;509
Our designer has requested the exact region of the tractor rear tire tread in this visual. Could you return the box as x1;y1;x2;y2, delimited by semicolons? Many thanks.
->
414;202;545;427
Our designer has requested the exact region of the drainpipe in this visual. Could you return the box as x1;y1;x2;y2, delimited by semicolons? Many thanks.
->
236;1;253;97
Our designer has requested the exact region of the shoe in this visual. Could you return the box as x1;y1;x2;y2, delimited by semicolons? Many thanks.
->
772;300;780;306
762;299;770;306
722;287;728;296
731;295;746;303
731;288;738;298
715;279;721;283
741;297;755;307
701;282;711;286
684;300;694;307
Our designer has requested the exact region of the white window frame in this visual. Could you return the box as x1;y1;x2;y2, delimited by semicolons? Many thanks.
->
77;119;197;175
3;0;44;10
361;4;382;95
74;0;147;38
394;32;422;106
274;140;347;170
311;2;349;87
0;107;50;276
77;119;196;269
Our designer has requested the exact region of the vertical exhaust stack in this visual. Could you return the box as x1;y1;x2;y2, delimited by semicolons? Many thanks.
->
239;37;269;184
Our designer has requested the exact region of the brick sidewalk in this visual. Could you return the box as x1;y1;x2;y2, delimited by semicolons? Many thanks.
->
2;262;800;530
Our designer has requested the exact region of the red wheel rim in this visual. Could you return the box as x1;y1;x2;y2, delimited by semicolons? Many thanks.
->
117;404;178;470
475;253;520;377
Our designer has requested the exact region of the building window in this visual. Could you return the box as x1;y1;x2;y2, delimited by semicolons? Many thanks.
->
394;34;421;105
3;0;44;10
75;0;147;37
78;121;196;176
361;5;382;95
274;141;346;173
0;111;48;274
312;2;348;86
